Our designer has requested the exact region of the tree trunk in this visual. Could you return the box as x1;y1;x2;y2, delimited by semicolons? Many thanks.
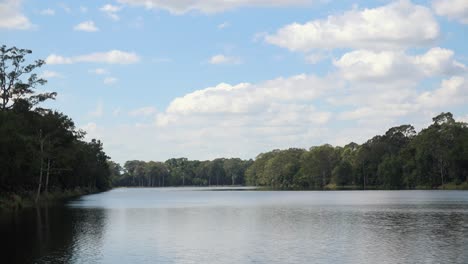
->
45;159;50;194
35;131;44;203
322;171;326;189
440;162;444;185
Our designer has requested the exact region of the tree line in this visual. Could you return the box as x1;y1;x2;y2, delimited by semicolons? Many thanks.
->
1;46;111;202
245;113;468;189
112;113;468;190
110;158;253;187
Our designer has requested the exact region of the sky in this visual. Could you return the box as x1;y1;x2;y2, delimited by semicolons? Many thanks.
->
2;0;468;164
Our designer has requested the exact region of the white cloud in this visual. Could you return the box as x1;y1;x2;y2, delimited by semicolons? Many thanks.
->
0;0;32;30
104;77;118;85
100;4;122;21
209;54;242;65
45;54;73;64
117;0;311;14
129;106;158;117
158;73;337;125
89;68;110;75
432;0;468;24
417;76;468;108
84;73;338;162
334;48;466;82
305;53;325;64
87;69;468;163
74;21;99;32
40;8;55;16
46;50;140;65
80;6;88;13
265;0;439;51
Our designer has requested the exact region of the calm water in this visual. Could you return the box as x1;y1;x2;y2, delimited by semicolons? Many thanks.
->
2;188;468;264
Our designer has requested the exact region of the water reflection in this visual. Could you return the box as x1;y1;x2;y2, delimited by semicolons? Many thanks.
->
1;189;467;263
1;206;107;264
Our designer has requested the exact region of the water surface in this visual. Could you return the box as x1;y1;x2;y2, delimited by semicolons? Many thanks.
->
2;188;468;263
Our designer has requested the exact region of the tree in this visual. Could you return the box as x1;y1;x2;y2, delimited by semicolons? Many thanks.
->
332;160;353;186
0;45;56;111
301;145;339;189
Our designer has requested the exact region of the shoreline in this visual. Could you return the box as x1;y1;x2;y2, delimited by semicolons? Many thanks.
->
0;187;104;212
2;182;466;211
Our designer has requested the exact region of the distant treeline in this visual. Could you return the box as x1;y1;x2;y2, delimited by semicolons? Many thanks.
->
112;112;468;190
110;158;253;187
1;46;111;201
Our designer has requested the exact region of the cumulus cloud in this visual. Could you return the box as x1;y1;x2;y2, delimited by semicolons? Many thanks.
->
100;4;122;21
0;0;32;30
46;50;140;65
417;76;468;108
45;54;73;64
209;54;242;65
87;68;468;163
305;53;325;64
334;48;466;82
117;0;311;14
74;20;99;32
157;74;337;127
432;0;468;24
144;74;337;161
265;0;439;51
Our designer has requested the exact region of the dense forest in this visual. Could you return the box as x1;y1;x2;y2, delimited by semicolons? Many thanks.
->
110;158;253;187
0;46;111;204
112;113;468;190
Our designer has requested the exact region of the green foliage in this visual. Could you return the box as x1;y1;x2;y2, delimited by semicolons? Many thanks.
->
113;158;252;187
332;160;353;186
0;46;111;197
0;45;56;111
241;113;468;190
110;112;468;190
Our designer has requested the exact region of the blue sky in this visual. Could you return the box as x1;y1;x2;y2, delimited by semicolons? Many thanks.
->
2;0;468;163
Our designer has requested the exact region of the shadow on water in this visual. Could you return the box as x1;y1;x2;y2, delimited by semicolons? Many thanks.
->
1;204;106;263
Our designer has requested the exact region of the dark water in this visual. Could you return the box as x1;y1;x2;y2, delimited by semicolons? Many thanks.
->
1;188;468;264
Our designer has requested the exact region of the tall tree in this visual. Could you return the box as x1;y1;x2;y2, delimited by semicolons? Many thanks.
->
0;45;56;111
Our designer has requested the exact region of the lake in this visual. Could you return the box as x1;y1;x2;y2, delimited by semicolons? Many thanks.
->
2;188;468;263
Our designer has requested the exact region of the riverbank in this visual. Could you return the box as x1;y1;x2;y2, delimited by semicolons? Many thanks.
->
438;181;468;190
0;187;103;211
254;181;468;191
